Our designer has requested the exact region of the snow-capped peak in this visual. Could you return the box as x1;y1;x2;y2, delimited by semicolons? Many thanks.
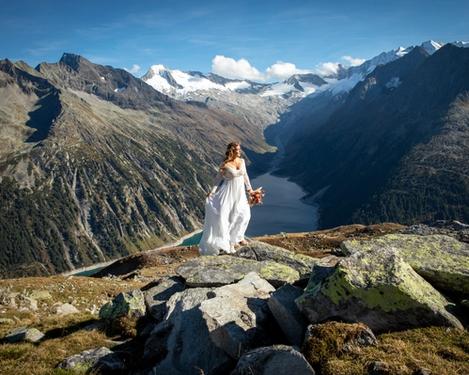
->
149;64;167;74
452;40;469;48
420;40;443;54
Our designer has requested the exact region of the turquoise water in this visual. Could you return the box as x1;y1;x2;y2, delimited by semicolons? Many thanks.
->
74;172;318;275
247;172;319;237
74;266;106;277
179;231;203;246
184;172;319;245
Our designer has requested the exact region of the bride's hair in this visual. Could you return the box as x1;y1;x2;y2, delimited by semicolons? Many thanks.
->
221;142;240;170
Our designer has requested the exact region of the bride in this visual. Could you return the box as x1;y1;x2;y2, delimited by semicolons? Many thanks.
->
198;142;254;255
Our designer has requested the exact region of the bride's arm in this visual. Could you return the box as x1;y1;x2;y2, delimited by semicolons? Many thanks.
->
208;167;224;195
242;159;253;193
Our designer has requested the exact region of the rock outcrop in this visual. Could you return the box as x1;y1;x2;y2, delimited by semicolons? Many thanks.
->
341;233;469;295
296;248;463;332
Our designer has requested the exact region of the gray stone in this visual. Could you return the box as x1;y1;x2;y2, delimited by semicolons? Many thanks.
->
267;284;307;346
341;234;469;295
53;303;79;315
99;289;145;320
234;240;317;279
5;327;44;343
231;345;315;375
177;255;299;288
145;287;233;375
296;248;463;333
143;276;185;321
57;347;124;372
200;272;276;358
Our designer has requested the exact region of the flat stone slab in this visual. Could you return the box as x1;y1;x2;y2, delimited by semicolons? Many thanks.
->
234;240;318;279
177;255;300;287
5;327;44;343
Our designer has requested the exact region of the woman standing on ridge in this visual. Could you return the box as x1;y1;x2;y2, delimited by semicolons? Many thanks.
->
199;142;254;255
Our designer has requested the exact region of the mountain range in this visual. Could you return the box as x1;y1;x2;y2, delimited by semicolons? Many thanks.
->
0;39;468;277
0;53;274;277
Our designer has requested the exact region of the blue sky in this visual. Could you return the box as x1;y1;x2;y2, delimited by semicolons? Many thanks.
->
1;0;468;80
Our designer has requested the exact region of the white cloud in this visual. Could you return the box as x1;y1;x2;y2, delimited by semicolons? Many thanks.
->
314;62;341;77
124;64;141;74
342;55;365;66
211;55;264;81
266;61;311;80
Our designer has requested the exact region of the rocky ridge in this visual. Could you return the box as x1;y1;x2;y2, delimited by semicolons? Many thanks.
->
1;222;467;374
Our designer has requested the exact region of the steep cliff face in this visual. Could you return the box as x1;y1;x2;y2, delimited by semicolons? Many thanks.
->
272;44;469;228
0;55;273;278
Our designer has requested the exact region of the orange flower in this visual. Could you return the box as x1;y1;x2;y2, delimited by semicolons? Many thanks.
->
248;187;265;207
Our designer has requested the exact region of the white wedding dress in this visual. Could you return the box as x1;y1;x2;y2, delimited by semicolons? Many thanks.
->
199;158;252;255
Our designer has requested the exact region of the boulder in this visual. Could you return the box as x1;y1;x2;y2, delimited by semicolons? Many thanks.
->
53;303;79;315
231;345;315;375
99;289;146;321
267;284;307;346
29;290;52;300
144;287;233;375
199;272;276;358
143;276;185;321
296;248;463;332
177;255;299;288
302;322;377;368
234;240;317;279
57;347;125;373
341;234;469;295
5;327;44;343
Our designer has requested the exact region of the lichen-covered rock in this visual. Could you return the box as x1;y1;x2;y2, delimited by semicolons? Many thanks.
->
200;272;276;358
57;347;125;372
296;248;463;332
177;255;299;287
267;284;307;346
231;345;315;375
302;322;377;369
5;327;44;343
143;276;185;321
99;289;146;320
341;234;469;295
235;240;317;279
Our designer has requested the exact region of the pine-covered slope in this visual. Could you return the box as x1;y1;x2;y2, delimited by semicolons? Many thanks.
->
0;54;273;278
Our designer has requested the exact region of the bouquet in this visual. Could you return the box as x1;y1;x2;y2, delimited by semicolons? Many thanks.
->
248;187;265;207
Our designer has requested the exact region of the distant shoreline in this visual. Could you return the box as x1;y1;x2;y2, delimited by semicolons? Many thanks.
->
62;228;203;276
